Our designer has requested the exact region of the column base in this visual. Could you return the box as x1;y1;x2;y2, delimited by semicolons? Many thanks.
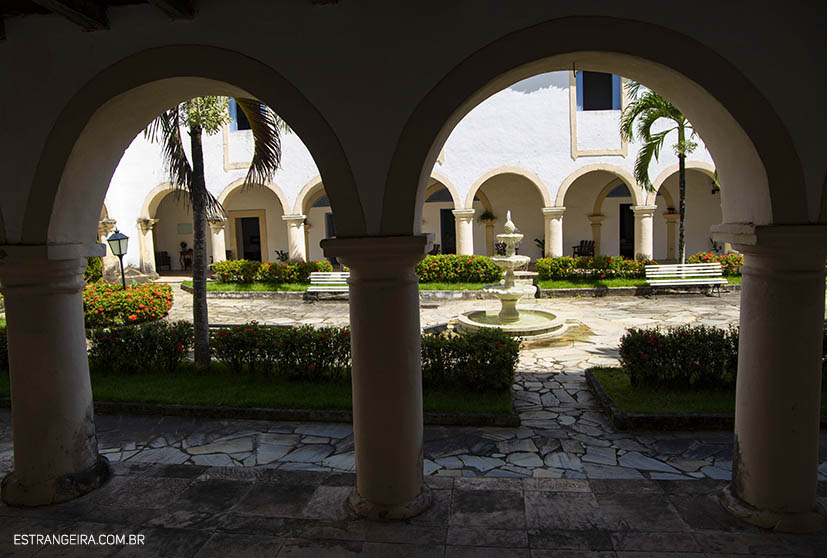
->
719;484;826;533
1;455;111;507
348;484;432;521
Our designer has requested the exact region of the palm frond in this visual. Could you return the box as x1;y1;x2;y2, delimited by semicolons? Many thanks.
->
625;79;642;100
620;90;683;142
633;130;670;191
145;107;192;191
236;98;282;189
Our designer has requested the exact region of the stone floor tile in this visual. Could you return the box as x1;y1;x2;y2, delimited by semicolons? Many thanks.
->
610;530;700;552
446;545;530;557
450;488;526;529
524;491;603;530
170;478;252;513
523;478;591;492
588;480;663;494
617;453;679;474
187;436;254;455
594;493;688;532
361;542;445;558
194;533;282;557
666;493;761;533
530;551;616;558
276;538;363;557
280;445;335;463
301;486;352;520
364;522;447;545
233;483;318;518
113;526;213;558
446;526;528;548
527;528;614;551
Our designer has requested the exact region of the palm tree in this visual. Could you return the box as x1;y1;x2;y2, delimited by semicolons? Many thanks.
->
620;81;699;263
145;97;283;372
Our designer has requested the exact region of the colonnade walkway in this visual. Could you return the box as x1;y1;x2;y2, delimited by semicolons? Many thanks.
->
2;288;826;555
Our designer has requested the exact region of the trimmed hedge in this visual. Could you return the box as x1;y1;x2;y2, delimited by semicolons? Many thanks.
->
416;255;503;283
83;282;173;328
686;252;743;276
536;255;654;280
421;327;519;391
88;320;193;374
211;259;333;283
84;257;103;283
618;325;739;390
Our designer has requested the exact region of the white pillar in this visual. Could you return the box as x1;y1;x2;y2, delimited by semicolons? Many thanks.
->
542;207;565;257
632;205;657;261
320;235;431;520
482;218;497;256
208;218;228;264
452;209;475;255
717;225;827;532
0;245;110;506
664;212;679;262
587;214;605;256
136;218;159;275
97;218;118;276
304;222;312;261
282;214;307;262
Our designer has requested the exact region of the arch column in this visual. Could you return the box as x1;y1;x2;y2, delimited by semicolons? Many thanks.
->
587;215;605;255
97;218;118;276
663;212;679;261
208;218;228;264
542;207;565;258
304;223;312;261
481;218;497;256
632;205;657;260
452;209;475;255
282;214;307;262
715;225;827;532
0;245;110;506
320;235;431;520
136;218;159;275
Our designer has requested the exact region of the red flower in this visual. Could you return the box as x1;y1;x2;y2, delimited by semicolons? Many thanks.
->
128;314;137;321
307;364;315;371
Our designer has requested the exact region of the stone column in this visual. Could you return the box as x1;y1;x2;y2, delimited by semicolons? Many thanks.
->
282;214;307;262
136;218;159;275
452;209;475;255
716;225;827;532
587;215;605;255
542;207;565;258
304;223;312;261
208;218;228;264
320;235;431;520
97;218;117;275
0;244;110;506
482;219;497;256
664;212;679;261
632;205;657;261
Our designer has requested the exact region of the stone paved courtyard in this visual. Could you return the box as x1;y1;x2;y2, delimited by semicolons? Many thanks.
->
2;285;826;555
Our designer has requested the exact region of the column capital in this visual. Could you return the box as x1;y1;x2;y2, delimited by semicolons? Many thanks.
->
98;218;117;236
663;212;680;224
282;214;307;223
207;218;227;231
542;207;566;219
136;218;159;232
631;205;658;216
587;214;605;224
712;223;827;255
451;208;475;222
0;245;102;295
322;236;426;277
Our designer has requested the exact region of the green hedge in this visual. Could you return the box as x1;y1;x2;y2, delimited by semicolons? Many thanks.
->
536;255;654;280
422;328;519;391
618;325;739;390
211;259;333;283
686;252;743;276
416;255;503;283
83;282;173;328
88;321;193;374
84;257;103;283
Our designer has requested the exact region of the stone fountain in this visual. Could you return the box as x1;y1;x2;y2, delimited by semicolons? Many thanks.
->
456;211;566;340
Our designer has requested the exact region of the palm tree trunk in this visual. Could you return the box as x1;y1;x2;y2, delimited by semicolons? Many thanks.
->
678;126;687;264
189;125;210;373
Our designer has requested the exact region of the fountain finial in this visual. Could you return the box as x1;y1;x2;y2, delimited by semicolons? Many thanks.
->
503;210;516;234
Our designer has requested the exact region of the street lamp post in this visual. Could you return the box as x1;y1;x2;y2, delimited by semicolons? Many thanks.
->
106;229;129;289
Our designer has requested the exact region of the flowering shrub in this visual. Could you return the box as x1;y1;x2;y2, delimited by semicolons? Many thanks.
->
687;252;743;276
87;320;193;374
421;328;519;391
83;282;173;328
618;325;739;389
415;255;503;283
84;257;102;283
212;259;333;283
535;255;654;280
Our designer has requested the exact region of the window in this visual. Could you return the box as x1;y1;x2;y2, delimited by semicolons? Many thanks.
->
228;98;251;131
576;71;621;111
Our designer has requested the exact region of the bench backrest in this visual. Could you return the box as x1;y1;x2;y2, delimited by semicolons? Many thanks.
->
645;263;722;277
309;272;350;284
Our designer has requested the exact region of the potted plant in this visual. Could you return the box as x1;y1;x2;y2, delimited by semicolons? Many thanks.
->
478;209;496;224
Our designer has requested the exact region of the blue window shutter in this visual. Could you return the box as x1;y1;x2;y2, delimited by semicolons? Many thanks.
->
229;98;238;131
612;75;622;110
575;71;584;111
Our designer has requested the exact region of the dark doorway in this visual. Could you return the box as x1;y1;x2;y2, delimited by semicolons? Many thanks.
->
440;209;456;254
325;212;338;265
238;217;262;261
619;204;635;258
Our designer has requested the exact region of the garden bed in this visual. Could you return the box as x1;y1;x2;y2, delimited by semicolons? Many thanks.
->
586;367;827;430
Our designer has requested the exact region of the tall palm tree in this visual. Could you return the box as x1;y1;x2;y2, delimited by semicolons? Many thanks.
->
145;97;282;372
620;81;698;263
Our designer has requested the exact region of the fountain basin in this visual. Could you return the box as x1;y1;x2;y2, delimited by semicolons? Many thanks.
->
456;307;567;340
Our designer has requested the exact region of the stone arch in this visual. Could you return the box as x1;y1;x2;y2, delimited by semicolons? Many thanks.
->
557;164;644;207
426;171;463;209
23;45;362;247
646;160;716;205
140;183;177;220
218;179;289;214
293;176;325;216
384;16;805;236
592;178;639;215
465;166;552;209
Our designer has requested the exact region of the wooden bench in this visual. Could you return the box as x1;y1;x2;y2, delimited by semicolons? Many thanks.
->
307;272;350;294
572;240;595;257
645;262;728;296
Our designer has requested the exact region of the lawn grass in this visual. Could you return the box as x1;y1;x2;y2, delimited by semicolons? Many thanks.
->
0;317;5;329
0;367;512;415
418;282;487;291
187;280;488;292
539;276;742;290
591;367;827;415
